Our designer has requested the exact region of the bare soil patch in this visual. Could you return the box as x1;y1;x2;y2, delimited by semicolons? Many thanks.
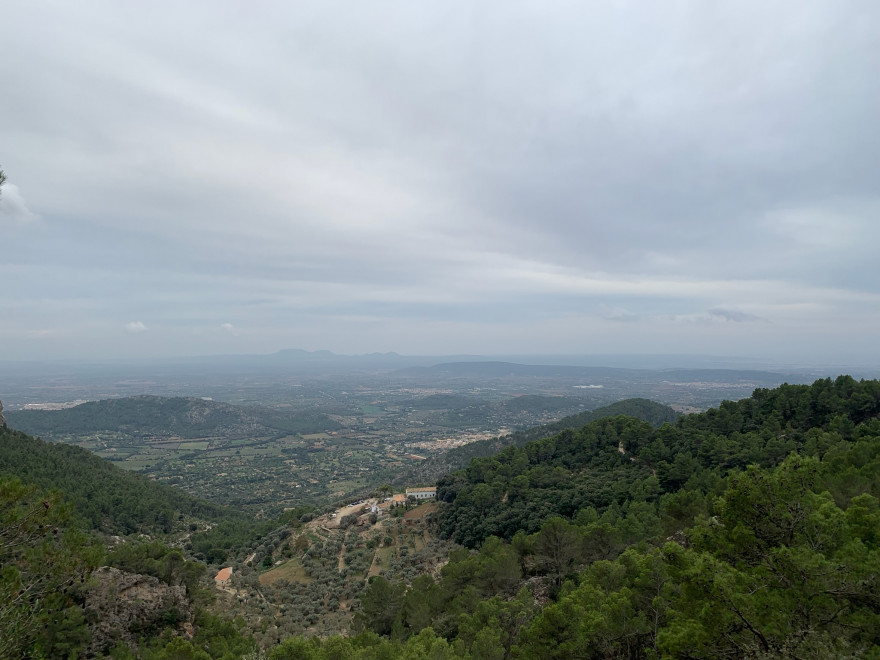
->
403;501;437;521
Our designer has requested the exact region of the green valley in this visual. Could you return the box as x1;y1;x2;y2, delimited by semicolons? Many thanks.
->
1;376;879;658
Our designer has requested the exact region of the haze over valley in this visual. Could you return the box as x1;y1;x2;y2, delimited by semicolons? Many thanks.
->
2;348;847;513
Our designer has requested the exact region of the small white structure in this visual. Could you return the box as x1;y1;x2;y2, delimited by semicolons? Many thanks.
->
406;487;437;500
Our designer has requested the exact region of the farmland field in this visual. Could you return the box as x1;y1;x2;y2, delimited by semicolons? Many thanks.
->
259;558;312;585
7;364;755;514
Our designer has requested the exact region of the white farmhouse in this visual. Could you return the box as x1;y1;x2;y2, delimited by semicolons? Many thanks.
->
405;487;437;500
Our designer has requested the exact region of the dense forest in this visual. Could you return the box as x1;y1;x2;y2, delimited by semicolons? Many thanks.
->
405;398;678;485
286;376;880;658
1;376;879;658
441;398;678;467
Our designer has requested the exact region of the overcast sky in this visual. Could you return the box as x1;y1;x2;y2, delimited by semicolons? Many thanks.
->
1;1;878;364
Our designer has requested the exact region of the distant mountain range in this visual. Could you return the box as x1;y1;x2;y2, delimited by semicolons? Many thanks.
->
393;360;799;383
2;348;861;411
2;347;860;378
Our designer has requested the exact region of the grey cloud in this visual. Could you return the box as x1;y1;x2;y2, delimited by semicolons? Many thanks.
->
598;305;640;323
708;309;764;323
124;321;148;334
0;1;877;361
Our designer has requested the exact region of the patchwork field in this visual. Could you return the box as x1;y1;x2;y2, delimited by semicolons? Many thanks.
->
7;383;693;515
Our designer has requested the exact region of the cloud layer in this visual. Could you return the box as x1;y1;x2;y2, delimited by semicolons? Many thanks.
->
1;1;878;363
124;321;148;334
0;183;39;224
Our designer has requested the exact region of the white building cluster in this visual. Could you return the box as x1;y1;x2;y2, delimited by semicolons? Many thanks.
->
405;487;436;500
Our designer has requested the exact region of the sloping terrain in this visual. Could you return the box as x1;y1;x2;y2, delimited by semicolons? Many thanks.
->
0;426;247;535
6;395;340;440
403;398;678;484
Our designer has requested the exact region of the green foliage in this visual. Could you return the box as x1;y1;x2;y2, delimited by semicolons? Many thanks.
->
106;541;207;600
657;451;880;657
437;416;658;546
456;588;536;659
0;427;246;536
268;629;461;659
278;506;314;528
0;476;103;658
518;547;672;658
0;425;297;563
533;517;586;586
189;518;279;565
153;636;213;660
191;611;259;659
339;514;358;529
353;577;407;636
437;376;880;548
439;398;678;470
334;377;880;658
513;446;880;658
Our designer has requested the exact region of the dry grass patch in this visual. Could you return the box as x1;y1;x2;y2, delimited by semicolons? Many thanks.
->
403;501;438;521
258;558;312;586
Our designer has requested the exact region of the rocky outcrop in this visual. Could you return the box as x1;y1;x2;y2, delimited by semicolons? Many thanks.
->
0;399;6;428
84;567;194;656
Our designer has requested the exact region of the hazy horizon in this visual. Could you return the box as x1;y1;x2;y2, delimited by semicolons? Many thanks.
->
2;1;878;364
2;347;877;375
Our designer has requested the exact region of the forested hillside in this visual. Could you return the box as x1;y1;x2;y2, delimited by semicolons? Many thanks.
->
6;394;340;439
295;376;880;658
435;378;879;547
0;425;293;571
406;398;677;486
0;427;247;535
0;421;298;657
0;461;265;659
443;397;677;467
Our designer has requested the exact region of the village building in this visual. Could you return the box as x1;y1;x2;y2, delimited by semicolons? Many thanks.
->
405;486;437;500
214;567;233;583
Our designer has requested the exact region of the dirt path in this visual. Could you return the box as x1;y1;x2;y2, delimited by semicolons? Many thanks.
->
306;499;378;531
366;547;382;582
337;543;346;573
